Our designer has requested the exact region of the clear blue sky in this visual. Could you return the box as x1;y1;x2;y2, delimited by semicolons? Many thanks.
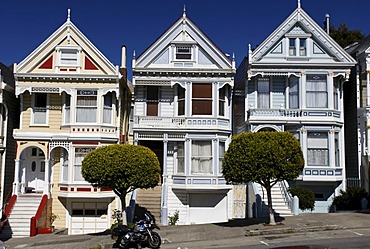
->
1;0;369;80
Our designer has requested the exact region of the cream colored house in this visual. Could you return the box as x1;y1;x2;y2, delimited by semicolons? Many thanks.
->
5;10;131;237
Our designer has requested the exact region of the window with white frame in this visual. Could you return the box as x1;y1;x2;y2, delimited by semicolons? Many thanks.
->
103;92;113;124
335;132;340;167
334;78;340;110
61;151;69;182
74;147;94;182
192;83;212;115
306;75;327;108
59;49;79;66
76;90;97;123
175;142;185;174
63;93;71;124
289;38;296;56
219;141;225;174
299;39;307;56
191;140;212;174
176;46;192;60
288;38;307;56
289;77;299;109
307;132;329;166
257;77;270;108
32;93;48;125
177;86;185;116
219;87;226;116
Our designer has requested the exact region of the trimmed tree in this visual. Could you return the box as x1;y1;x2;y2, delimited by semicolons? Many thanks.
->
82;144;161;224
222;131;304;225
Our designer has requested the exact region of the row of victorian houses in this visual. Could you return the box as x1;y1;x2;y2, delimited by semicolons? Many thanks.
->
0;1;368;238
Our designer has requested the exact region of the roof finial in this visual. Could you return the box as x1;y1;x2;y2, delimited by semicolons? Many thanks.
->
298;0;301;8
67;9;71;22
183;4;186;18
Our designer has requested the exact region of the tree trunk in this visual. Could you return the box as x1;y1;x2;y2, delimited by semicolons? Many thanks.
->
120;194;128;225
266;185;276;225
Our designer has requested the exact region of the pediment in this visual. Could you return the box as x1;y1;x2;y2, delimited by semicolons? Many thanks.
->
136;14;232;70
251;7;356;64
17;19;117;76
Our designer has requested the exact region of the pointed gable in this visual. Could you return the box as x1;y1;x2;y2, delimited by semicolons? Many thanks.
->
16;13;117;76
135;13;231;71
251;5;356;66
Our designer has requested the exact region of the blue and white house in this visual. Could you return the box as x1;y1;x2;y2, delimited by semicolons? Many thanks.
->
234;1;356;213
132;9;237;225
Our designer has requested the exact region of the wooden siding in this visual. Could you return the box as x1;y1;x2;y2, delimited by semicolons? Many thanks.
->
247;81;256;109
21;94;31;129
135;86;145;116
160;87;174;117
51;148;67;228
272;77;286;109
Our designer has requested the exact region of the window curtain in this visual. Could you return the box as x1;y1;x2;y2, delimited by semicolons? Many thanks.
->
74;153;85;181
176;142;185;174
307;132;329;166
34;93;47;124
306;75;327;108
76;96;97;122
62;152;69;182
257;78;270;108
191;141;212;174
289;77;299;109
219;142;225;174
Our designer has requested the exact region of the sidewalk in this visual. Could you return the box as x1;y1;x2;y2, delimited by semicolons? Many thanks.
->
3;212;370;248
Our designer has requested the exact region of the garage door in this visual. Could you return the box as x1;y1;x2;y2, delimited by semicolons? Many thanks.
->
188;193;227;224
70;202;109;235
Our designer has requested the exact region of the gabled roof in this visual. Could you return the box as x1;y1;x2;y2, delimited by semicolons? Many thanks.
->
250;3;356;65
16;10;117;75
135;11;232;70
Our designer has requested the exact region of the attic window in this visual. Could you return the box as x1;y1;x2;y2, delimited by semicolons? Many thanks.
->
176;46;192;60
57;46;81;67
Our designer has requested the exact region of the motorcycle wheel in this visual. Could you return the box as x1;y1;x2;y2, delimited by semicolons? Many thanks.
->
147;232;161;249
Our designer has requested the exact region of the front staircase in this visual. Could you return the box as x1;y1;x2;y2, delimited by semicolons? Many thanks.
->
257;182;293;217
135;186;162;223
0;194;42;239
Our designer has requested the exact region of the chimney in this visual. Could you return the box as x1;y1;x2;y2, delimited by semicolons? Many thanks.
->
325;14;330;35
120;45;127;79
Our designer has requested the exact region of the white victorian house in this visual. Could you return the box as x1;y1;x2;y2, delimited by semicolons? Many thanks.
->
234;1;356;214
132;10;237;225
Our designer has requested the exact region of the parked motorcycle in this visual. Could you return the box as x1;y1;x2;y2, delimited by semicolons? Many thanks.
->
112;212;161;249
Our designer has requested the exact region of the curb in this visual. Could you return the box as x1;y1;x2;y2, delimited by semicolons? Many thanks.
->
245;225;343;236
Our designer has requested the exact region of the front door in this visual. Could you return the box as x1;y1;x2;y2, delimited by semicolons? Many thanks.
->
26;148;45;192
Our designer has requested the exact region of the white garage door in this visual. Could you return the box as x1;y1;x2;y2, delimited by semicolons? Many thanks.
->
70;202;109;235
188;193;228;224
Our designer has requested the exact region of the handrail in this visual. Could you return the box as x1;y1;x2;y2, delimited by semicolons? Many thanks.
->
2;188;13;212
4;195;17;217
30;194;48;237
281;181;293;210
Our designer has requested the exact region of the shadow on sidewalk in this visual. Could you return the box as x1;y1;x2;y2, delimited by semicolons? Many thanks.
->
215;215;285;227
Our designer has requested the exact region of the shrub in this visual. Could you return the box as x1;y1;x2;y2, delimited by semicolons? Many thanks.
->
332;186;368;210
288;185;315;211
168;210;179;225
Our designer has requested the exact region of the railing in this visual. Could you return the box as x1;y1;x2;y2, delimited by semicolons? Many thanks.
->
134;116;230;129
30;194;48;237
248;108;341;119
347;177;361;187
4;195;17;217
280;181;294;211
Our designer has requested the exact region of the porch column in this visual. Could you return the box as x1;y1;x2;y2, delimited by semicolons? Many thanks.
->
12;159;20;196
43;160;50;196
161;135;168;225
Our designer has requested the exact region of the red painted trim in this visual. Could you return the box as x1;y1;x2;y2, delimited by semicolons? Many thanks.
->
39;56;53;69
30;217;36;237
72;141;98;145
37;227;53;234
71;188;74;191
77;188;91;192
5;195;17;216
85;56;99;70
60;187;68;191
101;188;112;191
60;68;68;71
30;194;48;237
69;68;77;72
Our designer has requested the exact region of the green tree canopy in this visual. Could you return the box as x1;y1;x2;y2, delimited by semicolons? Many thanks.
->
330;23;365;48
222;131;304;224
82;144;161;223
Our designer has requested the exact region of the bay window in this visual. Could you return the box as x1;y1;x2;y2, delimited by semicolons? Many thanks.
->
307;132;329;166
147;86;159;116
175;142;185;174
177;86;185;116
192;83;212;115
306;75;327;108
76;90;97;123
219;142;225;174
103;92;113;124
63;93;71;124
219;87;226;116
191;140;212;174
334;78;340;110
